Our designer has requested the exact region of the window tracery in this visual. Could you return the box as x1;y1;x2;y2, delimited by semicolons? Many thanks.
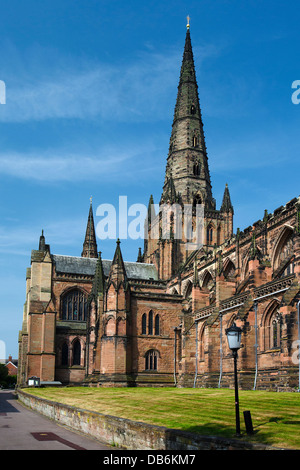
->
61;289;88;321
145;349;159;370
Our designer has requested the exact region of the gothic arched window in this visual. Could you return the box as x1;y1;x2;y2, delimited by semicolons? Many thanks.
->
224;259;236;280
270;313;282;349
142;311;159;336
73;339;81;366
199;324;205;361
148;310;153;335
142;313;147;335
217;226;221;245
155;314;160;336
272;227;294;278
145;350;159;371
193;195;202;209
61;289;88;321
193;162;200;176
206;225;213;244
185;281;193;300
61;343;68;366
263;302;282;350
203;272;213;289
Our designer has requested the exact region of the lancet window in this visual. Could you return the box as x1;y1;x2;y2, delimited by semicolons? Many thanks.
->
141;311;160;336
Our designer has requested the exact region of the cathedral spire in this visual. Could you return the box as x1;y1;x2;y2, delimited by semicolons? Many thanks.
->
81;198;98;258
162;24;214;209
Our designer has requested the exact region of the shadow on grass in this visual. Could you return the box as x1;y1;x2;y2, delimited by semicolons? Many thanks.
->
179;423;252;441
180;418;297;449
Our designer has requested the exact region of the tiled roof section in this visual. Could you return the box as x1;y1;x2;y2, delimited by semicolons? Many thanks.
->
52;254;158;280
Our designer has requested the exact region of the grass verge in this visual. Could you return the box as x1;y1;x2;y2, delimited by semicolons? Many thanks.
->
23;387;300;449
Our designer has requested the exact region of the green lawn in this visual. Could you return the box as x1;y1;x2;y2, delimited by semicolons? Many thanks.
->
24;387;300;449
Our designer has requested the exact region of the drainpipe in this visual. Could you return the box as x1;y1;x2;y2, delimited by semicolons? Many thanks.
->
253;301;258;390
193;322;198;388
174;326;182;386
174;327;177;386
297;300;300;392
218;314;223;388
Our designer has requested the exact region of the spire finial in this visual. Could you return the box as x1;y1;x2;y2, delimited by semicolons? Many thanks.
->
186;15;190;29
90;195;93;206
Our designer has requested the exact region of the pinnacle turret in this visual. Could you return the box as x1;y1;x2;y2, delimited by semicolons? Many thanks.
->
39;229;45;251
108;239;128;288
81;199;98;258
90;251;105;300
137;247;143;262
220;183;234;214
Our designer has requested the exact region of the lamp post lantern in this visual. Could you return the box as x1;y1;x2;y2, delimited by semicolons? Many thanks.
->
226;322;242;436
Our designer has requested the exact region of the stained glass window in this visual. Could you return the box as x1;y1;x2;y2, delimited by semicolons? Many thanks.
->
62;289;88;321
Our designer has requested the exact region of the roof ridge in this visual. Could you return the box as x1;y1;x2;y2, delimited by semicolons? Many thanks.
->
52;253;155;266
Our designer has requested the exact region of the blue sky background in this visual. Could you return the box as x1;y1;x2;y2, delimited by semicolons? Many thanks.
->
0;0;299;359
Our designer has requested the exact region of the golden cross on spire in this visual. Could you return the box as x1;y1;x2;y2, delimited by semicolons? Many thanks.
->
90;195;93;206
187;15;190;29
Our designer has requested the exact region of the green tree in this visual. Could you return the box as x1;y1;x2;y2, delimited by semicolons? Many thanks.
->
0;364;17;388
0;363;9;387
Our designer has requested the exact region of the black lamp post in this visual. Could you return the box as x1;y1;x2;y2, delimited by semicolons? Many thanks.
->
226;322;242;436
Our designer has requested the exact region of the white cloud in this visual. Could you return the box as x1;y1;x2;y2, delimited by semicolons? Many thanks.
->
0;139;160;181
0;41;222;124
0;215;86;256
0;50;180;123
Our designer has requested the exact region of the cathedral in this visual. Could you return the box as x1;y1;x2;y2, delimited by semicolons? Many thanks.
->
18;25;300;391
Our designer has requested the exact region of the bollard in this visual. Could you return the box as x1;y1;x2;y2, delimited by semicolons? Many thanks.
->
243;410;254;434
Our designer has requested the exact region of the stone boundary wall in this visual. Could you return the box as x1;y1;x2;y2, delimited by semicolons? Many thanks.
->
17;389;282;451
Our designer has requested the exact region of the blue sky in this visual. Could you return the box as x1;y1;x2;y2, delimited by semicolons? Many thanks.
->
0;0;299;359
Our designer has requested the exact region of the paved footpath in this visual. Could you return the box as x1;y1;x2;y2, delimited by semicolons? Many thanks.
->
0;389;114;450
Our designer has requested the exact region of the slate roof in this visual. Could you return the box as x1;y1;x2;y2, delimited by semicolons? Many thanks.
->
52;254;158;280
